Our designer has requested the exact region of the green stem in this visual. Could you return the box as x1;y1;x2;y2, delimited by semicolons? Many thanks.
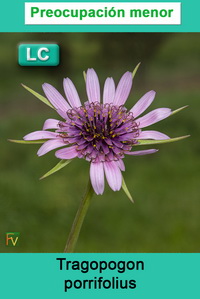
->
64;180;94;253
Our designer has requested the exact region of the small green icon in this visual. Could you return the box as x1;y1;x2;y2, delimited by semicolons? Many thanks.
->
6;232;20;247
18;44;60;66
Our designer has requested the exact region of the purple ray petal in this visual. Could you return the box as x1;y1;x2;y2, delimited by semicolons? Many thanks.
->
130;90;156;118
43;119;60;130
63;78;81;108
56;109;69;120
114;71;132;106
86;69;100;103
55;145;78;159
126;149;158;156
42;83;71;111
116;159;125;171
103;77;115;104
136;108;172;128
137;130;169;140
104;161;122;191
90;162;104;195
23;130;57;140
37;139;66;156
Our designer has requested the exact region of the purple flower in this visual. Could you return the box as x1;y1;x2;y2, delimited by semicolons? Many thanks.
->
23;68;172;195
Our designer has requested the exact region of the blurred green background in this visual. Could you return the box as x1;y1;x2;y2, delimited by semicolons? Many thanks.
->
0;33;199;253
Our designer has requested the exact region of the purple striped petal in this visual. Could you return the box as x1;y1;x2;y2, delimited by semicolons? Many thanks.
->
90;162;104;195
43;119;60;130
114;71;132;106
86;69;100;103
24;130;57;140
63;78;81;107
56;109;69;120
42;83;71;111
55;146;78;159
137;130;169;140
136;108;172;128
126;149;158;156
104;161;122;191
130;90;156;118
116;159;125;171
103;77;115;104
37;139;66;156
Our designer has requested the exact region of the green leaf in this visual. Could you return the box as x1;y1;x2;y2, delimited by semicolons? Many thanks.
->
8;139;46;144
122;177;134;203
21;84;55;110
132;62;141;79
136;135;190;146
171;105;189;116
83;71;87;82
40;159;72;180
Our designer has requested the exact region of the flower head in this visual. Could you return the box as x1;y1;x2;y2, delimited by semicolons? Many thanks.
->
23;68;175;195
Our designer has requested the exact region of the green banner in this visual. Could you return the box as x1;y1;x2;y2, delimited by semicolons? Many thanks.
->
0;0;200;32
0;253;199;298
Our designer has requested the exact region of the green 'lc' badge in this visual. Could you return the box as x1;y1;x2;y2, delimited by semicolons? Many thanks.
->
18;44;60;66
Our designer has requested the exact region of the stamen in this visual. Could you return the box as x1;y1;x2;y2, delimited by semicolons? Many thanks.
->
58;102;139;162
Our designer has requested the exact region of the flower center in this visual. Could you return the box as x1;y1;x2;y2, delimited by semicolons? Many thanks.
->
58;102;139;162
